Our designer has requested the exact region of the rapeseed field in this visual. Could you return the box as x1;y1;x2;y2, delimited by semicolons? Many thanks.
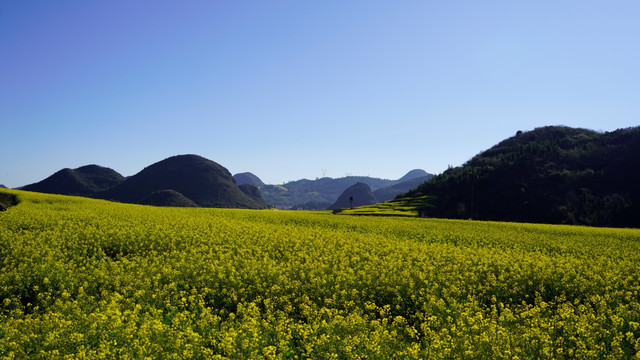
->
1;189;639;359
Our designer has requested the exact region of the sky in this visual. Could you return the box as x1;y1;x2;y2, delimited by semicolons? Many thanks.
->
1;1;639;188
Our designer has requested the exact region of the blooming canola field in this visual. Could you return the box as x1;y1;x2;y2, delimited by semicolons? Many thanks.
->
1;189;640;359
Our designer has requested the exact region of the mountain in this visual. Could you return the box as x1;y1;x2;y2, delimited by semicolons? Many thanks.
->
397;169;430;182
238;184;268;208
100;155;267;209
329;182;378;210
261;170;432;209
373;175;432;202
22;165;125;197
405;126;640;227
140;190;198;207
233;172;265;187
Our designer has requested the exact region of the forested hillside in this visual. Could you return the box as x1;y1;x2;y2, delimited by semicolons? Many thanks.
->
406;126;640;227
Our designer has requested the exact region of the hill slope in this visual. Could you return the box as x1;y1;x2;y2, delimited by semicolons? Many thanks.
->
100;155;266;209
22;165;125;196
261;170;431;209
373;175;432;202
233;172;265;187
140;189;198;207
406;126;640;227
329;182;378;210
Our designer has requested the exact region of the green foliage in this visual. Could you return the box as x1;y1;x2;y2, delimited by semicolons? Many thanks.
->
408;126;640;227
0;193;18;211
2;189;640;358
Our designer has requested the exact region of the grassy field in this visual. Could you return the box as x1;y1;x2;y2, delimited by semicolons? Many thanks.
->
1;189;640;359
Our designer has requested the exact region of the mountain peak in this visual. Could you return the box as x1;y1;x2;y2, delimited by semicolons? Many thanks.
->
233;172;265;187
328;182;377;210
398;169;429;182
22;164;124;196
102;154;266;209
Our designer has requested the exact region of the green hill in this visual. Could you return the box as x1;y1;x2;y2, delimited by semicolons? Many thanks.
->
21;165;125;196
238;184;269;208
100;155;267;209
405;126;640;227
233;172;265;187
261;170;431;209
372;176;432;202
328;182;378;210
140;189;198;207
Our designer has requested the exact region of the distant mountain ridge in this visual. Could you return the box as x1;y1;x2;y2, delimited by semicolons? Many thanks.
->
259;170;433;209
405;126;640;227
20;155;429;210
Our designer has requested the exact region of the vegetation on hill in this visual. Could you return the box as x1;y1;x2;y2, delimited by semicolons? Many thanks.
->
406;126;640;227
21;164;124;197
261;170;431;209
2;189;640;358
0;192;18;211
329;182;377;210
233;172;265;187
373;176;432;202
140;189;198;207
101;155;266;209
238;184;269;208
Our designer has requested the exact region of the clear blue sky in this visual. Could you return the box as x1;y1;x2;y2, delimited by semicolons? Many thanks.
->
2;1;639;188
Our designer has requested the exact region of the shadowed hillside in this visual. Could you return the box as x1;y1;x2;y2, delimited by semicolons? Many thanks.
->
261;170;431;209
140;189;198;207
405;126;640;227
22;165;125;197
100;155;267;209
329;182;378;210
373;176;432;202
397;169;430;182
233;172;265;187
0;192;19;211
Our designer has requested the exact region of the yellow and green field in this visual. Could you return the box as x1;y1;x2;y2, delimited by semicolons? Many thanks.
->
1;189;640;359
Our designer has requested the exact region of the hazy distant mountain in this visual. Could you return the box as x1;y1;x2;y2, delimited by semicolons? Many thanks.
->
329;182;377;210
22;165;125;197
397;169;430;182
140;189;198;207
100;155;267;209
0;185;7;189
233;172;265;187
260;169;432;209
373;175;432;202
405;126;640;227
